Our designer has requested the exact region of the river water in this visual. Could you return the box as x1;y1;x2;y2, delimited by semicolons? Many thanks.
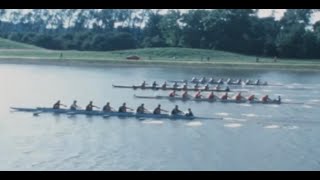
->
0;64;320;170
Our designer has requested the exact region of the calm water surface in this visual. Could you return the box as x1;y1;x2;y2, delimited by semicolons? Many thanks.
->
0;64;320;170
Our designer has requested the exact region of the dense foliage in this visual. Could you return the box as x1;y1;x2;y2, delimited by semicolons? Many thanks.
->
1;9;320;59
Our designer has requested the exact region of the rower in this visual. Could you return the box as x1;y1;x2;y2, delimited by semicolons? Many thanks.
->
208;91;216;100
217;78;223;84
169;90;177;97
70;100;81;110
255;79;261;85
141;81;146;88
136;103;149;114
152;81;157;88
86;101;99;111
53;100;66;109
261;95;271;103
215;84;221;90
278;96;281;103
153;104;168;115
245;79;251;85
194;90;202;99
173;82;179;89
247;94;257;102
182;91;189;99
171;105;183;115
236;79;242;85
185;108;194;117
161;81;167;89
226;78;232;84
221;92;229;100
204;84;210;90
235;92;244;101
118;103;134;113
182;83;188;90
200;77;206;83
102;102;114;112
191;77;198;83
225;86;230;92
208;77;214;84
194;82;200;89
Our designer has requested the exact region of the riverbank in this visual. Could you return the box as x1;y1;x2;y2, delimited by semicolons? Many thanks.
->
1;56;320;72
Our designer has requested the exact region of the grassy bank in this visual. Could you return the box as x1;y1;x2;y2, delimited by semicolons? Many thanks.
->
0;37;320;70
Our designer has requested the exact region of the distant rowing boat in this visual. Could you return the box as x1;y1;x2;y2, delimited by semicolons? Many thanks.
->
134;94;284;104
168;79;270;86
10;107;219;120
112;84;247;92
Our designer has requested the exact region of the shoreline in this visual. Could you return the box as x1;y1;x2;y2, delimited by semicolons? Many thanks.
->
1;57;320;72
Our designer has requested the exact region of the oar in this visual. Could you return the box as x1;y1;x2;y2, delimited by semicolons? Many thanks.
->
33;111;43;116
161;109;169;113
94;106;101;110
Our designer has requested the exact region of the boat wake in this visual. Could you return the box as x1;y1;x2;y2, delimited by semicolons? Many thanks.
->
142;120;164;125
264;124;280;129
215;112;230;116
241;113;258;117
283;125;299;130
224;117;247;122
302;105;313;109
185;121;203;127
224;123;243;128
268;105;279;108
239;104;252;107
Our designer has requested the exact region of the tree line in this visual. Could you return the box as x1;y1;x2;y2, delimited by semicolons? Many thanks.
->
1;9;320;59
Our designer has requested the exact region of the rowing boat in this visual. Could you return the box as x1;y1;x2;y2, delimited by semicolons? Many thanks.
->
112;84;247;92
133;95;281;104
10;107;216;120
168;80;268;86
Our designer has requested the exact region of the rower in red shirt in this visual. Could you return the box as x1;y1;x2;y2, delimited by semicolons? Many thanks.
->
169;90;177;97
235;92;244;101
247;94;257;102
194;90;202;99
208;91;216;100
221;92;229;100
182;91;189;99
261;95;271;102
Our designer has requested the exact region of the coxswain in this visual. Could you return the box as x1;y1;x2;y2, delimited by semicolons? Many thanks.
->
185;108;194;117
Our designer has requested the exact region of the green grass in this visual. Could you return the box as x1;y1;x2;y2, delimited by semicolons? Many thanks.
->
0;37;43;49
0;38;319;70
